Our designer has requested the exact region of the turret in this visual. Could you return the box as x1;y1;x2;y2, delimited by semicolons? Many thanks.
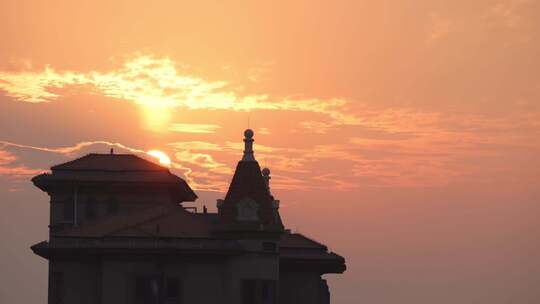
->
216;129;284;235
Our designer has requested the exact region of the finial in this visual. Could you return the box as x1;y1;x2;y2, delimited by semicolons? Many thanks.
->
244;129;254;139
242;129;255;161
262;167;271;190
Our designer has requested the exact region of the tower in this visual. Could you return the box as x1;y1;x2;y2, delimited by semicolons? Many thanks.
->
216;129;283;236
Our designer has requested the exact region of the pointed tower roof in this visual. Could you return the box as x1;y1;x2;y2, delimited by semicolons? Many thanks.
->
216;129;283;234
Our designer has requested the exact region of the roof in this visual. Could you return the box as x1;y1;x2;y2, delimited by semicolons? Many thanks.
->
42;205;345;273
32;153;197;202
224;160;273;204
279;233;346;274
219;160;283;228
51;153;167;171
280;233;328;250
59;204;216;238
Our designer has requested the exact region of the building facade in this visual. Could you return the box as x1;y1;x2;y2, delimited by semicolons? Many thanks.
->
31;130;346;304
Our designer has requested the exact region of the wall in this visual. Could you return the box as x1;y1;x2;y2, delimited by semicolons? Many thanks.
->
280;272;327;304
49;259;101;304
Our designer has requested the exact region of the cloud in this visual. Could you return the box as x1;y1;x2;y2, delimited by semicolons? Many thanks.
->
0;150;42;178
298;121;336;134
0;140;195;184
1;54;538;191
168;141;222;151
169;123;221;134
0;55;360;125
427;12;455;43
0;140;144;156
174;151;232;175
483;0;533;29
257;127;271;135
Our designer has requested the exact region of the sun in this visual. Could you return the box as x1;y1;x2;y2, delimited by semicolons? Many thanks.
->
147;150;172;166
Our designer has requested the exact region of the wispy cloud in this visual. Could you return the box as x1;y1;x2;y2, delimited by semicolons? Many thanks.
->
0;140;194;183
0;150;42;178
169;123;221;134
299;121;336;134
0;140;144;156
0;55;359;126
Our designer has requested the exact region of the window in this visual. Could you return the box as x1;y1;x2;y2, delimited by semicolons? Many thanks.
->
165;277;181;303
135;275;181;304
262;242;277;252
242;279;277;304
50;272;64;304
63;199;73;222
135;276;160;304
243;279;257;304
261;280;277;304
85;198;96;220
107;199;118;215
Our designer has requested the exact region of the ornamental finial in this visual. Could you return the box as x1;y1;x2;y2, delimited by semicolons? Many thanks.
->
262;167;271;190
242;129;255;161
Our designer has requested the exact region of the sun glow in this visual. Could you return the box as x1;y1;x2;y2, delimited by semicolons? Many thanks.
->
147;150;172;167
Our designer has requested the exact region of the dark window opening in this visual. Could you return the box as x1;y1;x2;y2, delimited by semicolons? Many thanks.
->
107;199;118;215
63;200;73;221
242;279;277;304
262;280;277;304
166;277;180;303
50;272;64;304
243;279;257;304
135;275;181;304
85;199;96;220
135;276;160;304
262;242;277;252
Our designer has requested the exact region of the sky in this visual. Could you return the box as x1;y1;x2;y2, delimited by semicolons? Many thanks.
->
0;0;539;303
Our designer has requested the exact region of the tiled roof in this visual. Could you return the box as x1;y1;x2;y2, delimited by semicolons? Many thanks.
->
51;153;168;171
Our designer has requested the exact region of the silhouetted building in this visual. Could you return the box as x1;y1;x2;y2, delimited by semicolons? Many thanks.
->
31;130;346;304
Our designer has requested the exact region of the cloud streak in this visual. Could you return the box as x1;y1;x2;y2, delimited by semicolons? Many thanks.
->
0;56;359;126
169;123;221;134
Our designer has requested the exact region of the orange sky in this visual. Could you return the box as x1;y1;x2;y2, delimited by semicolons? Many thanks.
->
1;1;539;303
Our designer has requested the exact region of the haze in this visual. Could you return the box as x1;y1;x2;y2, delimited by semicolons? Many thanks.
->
1;1;539;303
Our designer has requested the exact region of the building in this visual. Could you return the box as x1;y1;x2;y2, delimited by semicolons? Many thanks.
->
31;129;346;304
